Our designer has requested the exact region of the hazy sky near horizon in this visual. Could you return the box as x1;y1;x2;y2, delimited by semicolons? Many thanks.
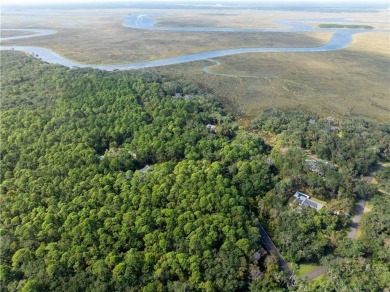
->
2;0;388;5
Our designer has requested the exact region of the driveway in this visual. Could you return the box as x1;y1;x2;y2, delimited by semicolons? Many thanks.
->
347;199;366;239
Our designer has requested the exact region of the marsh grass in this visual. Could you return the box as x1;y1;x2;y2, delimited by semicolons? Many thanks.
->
2;8;388;122
3;28;331;65
150;39;390;123
0;30;34;38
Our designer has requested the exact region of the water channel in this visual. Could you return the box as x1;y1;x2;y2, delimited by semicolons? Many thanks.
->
0;14;375;70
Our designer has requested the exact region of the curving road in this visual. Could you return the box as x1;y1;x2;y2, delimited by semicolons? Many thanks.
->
0;14;378;71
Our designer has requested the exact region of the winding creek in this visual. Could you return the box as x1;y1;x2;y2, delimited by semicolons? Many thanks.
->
0;14;378;71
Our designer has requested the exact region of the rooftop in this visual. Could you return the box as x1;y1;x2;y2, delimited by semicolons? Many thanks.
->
293;191;324;211
139;164;152;173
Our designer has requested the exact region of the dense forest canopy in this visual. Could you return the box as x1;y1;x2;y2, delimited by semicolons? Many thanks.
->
0;52;277;291
1;52;389;291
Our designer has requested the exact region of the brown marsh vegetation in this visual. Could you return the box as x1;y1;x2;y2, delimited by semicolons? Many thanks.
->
2;8;389;122
1;9;330;64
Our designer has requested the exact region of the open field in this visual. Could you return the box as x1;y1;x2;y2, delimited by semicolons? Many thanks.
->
1;8;389;122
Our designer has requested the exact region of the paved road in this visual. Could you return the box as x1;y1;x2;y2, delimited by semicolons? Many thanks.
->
258;224;293;279
347;199;366;239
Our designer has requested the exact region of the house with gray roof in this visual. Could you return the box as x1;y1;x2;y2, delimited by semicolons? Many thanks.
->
293;191;324;211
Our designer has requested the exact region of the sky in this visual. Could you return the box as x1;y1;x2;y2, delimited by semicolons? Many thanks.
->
2;0;389;5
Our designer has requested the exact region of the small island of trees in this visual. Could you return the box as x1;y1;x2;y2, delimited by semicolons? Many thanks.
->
319;23;374;29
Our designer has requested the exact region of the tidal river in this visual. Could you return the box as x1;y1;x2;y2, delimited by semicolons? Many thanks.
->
0;14;374;71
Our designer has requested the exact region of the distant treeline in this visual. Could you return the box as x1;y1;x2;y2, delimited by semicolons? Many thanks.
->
319;23;374;29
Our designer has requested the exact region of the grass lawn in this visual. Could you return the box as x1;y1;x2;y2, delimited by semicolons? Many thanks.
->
311;273;327;284
296;263;319;276
310;197;327;206
364;201;373;212
356;227;363;239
